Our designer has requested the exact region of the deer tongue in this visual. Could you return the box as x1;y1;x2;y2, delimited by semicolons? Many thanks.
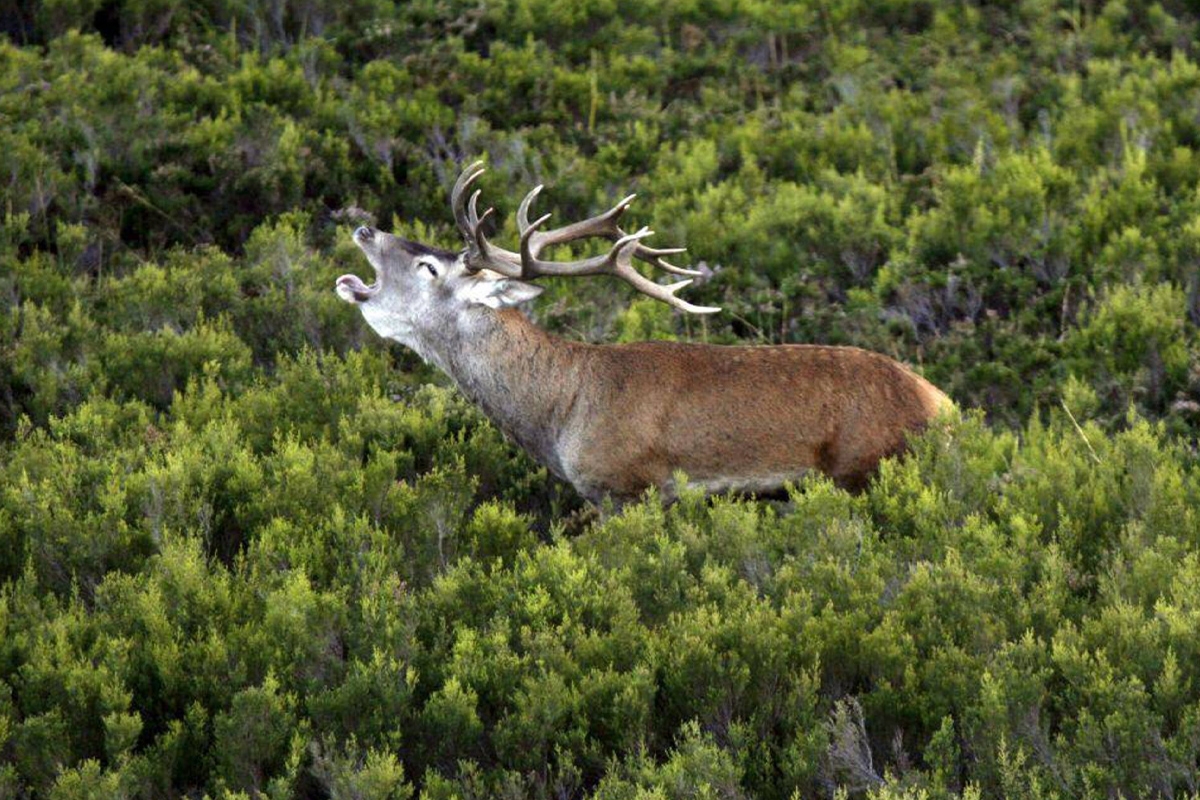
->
335;274;378;303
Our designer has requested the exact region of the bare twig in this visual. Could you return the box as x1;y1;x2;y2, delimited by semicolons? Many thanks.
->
1060;398;1101;464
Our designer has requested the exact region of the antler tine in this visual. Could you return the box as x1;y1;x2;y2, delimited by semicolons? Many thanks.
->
450;161;523;276
621;275;720;314
451;161;486;236
470;205;495;262
607;229;721;314
517;185;545;234
636;253;701;276
467;188;484;227
592;231;696;276
519;209;554;268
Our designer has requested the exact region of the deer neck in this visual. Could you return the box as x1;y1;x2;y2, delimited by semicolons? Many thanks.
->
424;308;580;478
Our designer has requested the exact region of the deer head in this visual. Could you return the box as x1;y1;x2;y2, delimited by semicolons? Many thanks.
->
335;226;545;350
335;162;719;347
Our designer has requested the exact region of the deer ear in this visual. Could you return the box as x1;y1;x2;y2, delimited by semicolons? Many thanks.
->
464;276;544;309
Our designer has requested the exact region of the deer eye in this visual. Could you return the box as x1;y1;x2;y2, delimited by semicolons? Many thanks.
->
420;260;439;278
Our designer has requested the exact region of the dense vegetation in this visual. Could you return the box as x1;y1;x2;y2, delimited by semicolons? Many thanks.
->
3;0;1200;796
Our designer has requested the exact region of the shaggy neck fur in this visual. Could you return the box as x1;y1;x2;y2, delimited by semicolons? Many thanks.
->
414;307;582;481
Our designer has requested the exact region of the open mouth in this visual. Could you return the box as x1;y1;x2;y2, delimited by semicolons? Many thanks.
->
335;273;378;303
336;226;380;303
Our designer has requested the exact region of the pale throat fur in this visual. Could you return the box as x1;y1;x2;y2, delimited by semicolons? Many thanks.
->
368;300;583;484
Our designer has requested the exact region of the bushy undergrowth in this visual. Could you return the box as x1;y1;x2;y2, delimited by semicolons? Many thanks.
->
3;0;1200;796
4;386;1200;799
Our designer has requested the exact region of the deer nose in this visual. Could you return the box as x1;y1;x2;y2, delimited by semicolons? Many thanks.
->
354;226;374;242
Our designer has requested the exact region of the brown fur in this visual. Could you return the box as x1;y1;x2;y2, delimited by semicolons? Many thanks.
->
481;311;950;505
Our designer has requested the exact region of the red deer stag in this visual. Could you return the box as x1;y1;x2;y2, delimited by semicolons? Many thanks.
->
336;162;952;506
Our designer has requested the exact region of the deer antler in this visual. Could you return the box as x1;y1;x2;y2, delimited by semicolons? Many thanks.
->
451;161;720;314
